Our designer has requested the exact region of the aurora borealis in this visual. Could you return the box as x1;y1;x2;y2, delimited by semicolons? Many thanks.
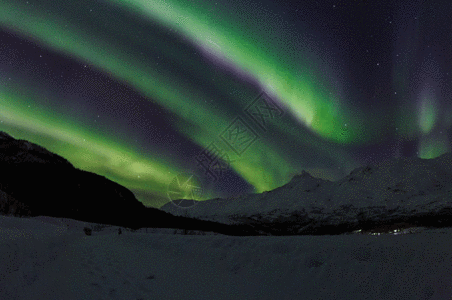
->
1;0;451;208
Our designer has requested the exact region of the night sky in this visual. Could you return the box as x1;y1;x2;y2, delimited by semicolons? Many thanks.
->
1;0;451;208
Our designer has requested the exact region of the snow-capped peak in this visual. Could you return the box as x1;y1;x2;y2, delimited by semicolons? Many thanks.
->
160;153;452;235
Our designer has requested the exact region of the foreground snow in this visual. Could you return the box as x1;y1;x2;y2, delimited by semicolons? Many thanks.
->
1;215;452;300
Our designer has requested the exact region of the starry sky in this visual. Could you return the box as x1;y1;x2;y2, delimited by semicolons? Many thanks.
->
1;0;451;208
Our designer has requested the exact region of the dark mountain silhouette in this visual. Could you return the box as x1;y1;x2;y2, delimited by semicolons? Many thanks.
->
0;131;257;235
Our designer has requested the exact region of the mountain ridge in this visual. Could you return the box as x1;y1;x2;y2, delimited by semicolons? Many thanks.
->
3;129;452;236
0;131;258;235
160;152;452;235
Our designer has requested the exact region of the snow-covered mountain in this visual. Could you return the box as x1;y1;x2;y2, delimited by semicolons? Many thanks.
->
161;153;452;235
3;128;452;236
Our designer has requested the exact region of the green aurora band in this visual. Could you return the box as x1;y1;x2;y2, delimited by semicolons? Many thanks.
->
0;0;448;207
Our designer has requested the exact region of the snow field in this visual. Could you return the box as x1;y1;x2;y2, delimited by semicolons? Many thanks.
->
1;215;452;299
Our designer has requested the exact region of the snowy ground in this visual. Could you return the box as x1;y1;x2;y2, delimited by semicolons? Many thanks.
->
1;215;452;300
